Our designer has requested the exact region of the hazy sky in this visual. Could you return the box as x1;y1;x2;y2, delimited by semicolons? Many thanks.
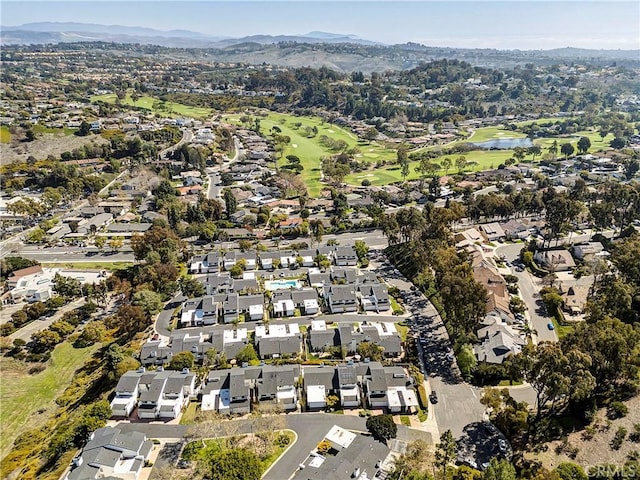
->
2;1;639;50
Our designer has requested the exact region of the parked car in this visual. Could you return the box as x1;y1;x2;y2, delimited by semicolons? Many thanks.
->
429;391;438;404
498;439;508;452
547;322;555;330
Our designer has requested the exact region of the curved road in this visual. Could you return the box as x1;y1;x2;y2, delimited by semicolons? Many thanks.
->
117;412;430;480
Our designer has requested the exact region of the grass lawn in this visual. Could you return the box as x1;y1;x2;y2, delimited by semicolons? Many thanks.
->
0;126;11;143
0;342;100;458
32;124;76;136
551;316;574;339
498;380;524;387
346;149;517;186
400;415;411;426
91;92;214;119
41;261;133;271
395;322;409;341
228;112;396;197
180;402;200;425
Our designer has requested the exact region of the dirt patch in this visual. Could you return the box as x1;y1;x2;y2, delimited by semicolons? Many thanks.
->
526;395;640;470
0;133;109;163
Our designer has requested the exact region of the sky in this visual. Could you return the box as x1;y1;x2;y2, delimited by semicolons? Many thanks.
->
2;1;639;50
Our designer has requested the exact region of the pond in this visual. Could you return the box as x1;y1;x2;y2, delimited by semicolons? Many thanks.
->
471;138;533;150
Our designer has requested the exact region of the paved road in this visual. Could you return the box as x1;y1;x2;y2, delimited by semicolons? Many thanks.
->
159;128;193;159
6;298;85;341
13;247;136;264
370;251;486;438
495;244;557;343
117;412;429;480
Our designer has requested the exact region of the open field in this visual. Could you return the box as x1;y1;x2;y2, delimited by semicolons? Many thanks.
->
41;261;133;271
91;92;214;119
0;126;11;143
32;125;76;136
0;342;100;458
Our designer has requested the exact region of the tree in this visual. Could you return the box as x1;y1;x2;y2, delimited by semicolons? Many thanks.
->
78;321;106;346
577;136;591;155
223;189;237;217
357;341;384;362
548;140;558;160
132;289;164;317
366;414;397;442
528;145;542;162
309;219;324;246
179;277;205;298
456;155;467;173
482;458;516;480
53;273;82;299
354;240;369;263
624;159;639;180
456;344;478;379
209;448;263;480
560;143;575;160
363;127;378;143
441;157;452;176
397;145;410;182
31;329;62;353
94;236;106;251
554;463;587;480
168;351;195;370
77;121;91;136
108;237;124;253
235;344;258;364
435;430;457;478
610;137;627;149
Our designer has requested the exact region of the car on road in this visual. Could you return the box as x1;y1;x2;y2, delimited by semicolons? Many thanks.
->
515;265;525;272
429;391;438;404
547;322;555;330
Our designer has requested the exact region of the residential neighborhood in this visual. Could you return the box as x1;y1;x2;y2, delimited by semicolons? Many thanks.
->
1;13;639;480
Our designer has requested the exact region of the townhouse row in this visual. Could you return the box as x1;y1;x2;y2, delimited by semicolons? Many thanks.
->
140;320;403;366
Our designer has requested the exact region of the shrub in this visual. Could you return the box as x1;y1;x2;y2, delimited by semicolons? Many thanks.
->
366;414;397;442
607;401;628;419
611;427;627;450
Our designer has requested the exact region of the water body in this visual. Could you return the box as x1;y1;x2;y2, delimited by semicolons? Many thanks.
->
471;138;534;150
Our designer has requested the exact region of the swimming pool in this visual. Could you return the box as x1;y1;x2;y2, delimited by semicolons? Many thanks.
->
265;279;301;290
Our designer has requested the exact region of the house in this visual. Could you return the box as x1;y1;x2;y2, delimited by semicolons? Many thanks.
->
323;285;358;313
308;320;340;353
485;292;515;324
110;371;142;417
572;242;605;261
111;369;196;420
229;369;251;414
308;271;332;288
238;294;265;321
303;366;337;410
337;322;403;358
190;251;220;274
336;364;360;408
297;249;316;267
330;267;358;285
333;246;358;266
255;365;299;411
500;219;531;240
179;296;219;326
139;339;172;367
474;317;526;364
454;227;485;248
358;284;390;312
362;363;418;413
271;289;296;317
534;249;576;272
259;251;280;270
65;427;153;480
223;251;257;271
255;324;302;359
560;279;591;315
479;222;506;242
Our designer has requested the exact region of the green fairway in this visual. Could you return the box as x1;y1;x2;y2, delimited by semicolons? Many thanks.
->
346;149;518;186
91;92;214;119
0;126;11;143
0;342;100;458
232;112;396;196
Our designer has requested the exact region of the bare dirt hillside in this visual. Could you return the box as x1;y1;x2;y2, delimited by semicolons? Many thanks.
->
1;133;109;164
527;395;640;471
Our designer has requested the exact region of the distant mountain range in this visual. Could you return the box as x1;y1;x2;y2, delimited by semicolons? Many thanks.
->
0;22;379;47
1;22;638;72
